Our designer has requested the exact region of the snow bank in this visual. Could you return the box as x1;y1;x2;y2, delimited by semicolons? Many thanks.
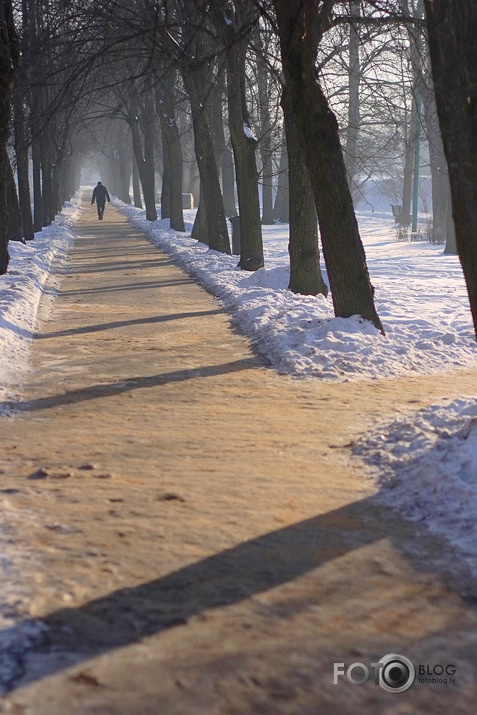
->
0;195;82;402
355;398;477;575
114;201;477;381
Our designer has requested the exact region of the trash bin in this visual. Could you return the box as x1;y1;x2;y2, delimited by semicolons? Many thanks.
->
228;215;241;255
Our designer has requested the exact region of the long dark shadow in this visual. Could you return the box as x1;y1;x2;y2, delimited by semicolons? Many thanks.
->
1;358;264;414
60;278;194;297
2;497;470;695
70;260;172;275
34;309;224;340
0;499;396;693
0;309;225;343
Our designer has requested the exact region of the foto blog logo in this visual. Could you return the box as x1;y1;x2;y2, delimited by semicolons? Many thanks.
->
333;653;456;693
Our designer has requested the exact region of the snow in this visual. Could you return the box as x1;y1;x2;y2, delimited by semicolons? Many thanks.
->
354;397;477;575
243;122;257;141
1;191;477;580
0;195;82;405
114;201;477;382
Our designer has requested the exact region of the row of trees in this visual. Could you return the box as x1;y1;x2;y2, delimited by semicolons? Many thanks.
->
1;1;477;337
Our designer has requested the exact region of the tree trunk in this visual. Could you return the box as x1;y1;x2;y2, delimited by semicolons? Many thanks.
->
7;159;23;242
156;71;185;232
274;0;383;332
52;157;61;215
40;134;54;227
401;2;424;226
0;145;11;273
282;87;328;296
221;144;236;216
191;192;208;243
13;85;34;239
444;188;457;255
424;0;477;337
130;89;157;222
225;31;263;270
167;124;185;232
401;95;416;226
114;126;132;204
256;35;275;225
132;151;142;209
274;137;289;222
160;130;171;219
182;64;230;253
214;71;236;217
345;1;361;202
427;106;450;245
0;0;19;273
423;88;456;250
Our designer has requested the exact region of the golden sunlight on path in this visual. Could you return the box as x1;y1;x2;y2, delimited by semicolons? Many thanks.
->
1;194;477;714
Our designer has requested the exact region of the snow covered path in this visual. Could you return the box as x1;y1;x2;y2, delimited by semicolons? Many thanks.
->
0;198;477;712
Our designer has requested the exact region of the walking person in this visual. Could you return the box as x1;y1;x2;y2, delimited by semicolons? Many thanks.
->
91;181;110;220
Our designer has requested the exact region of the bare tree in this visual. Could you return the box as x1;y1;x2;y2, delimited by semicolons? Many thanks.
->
129;80;158;222
156;67;185;232
272;0;383;331
281;86;328;296
212;0;264;270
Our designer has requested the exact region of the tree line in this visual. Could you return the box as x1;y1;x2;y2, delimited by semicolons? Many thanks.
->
1;1;477;338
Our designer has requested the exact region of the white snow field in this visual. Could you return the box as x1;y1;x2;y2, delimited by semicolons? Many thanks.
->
1;192;477;577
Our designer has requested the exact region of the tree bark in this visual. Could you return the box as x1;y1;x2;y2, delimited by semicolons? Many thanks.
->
40;134;54;227
7;159;23;242
160;130;171;219
191;191;209;243
401;95;416;226
424;0;477;337
419;65;456;251
225;28;263;270
156;70;185;232
132;150;142;209
214;72;236;217
221;144;236;217
273;0;383;332
282;87;328;296
182;63;230;253
345;1;361;202
274;137;289;222
13;83;34;239
256;33;275;225
129;88;157;222
0;0;19;272
113;124;132;204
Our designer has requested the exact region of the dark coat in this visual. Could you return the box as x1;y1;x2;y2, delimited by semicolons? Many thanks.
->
91;184;110;205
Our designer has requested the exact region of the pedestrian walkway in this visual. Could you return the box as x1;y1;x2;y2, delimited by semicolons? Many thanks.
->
1;196;477;713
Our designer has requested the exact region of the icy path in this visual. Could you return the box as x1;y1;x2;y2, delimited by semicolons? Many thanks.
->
0;198;477;712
